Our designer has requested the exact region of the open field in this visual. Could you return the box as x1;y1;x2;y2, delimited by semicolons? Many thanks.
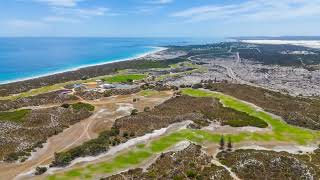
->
46;89;320;179
0;90;174;180
0;109;31;123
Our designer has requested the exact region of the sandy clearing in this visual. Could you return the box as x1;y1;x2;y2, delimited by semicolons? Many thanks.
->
0;91;173;180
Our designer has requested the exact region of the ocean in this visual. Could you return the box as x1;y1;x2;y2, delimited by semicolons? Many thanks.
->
0;37;222;84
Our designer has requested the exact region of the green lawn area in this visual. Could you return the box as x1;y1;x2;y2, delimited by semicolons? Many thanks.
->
138;90;159;97
102;74;146;83
48;89;320;179
0;109;31;123
71;102;95;112
182;88;320;144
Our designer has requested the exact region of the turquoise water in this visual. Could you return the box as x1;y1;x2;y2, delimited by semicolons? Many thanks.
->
0;37;221;84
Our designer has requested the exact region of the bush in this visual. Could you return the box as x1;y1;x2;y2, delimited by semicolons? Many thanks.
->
4;152;19;162
51;129;114;167
61;103;70;108
71;102;95;112
192;83;203;89
81;76;89;80
144;107;151;112
225;119;268;128
123;132;129;138
104;90;112;97
110;127;120;136
52;152;72;167
35;166;47;175
186;170;197;178
130;132;135;137
173;175;184;180
4;151;30;162
131;109;139;115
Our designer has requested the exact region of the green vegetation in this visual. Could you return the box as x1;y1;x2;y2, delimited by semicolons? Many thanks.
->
71;102;95;112
49;89;320;179
182;88;320;144
0;73;144;101
35;166;48;175
102;74;146;83
52;129;117;167
138;90;158;97
224;119;268;128
4;151;31;162
0;80;82;101
131;109;139;115
0;109;31;123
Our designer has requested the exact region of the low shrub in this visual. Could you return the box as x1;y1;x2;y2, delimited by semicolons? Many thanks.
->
61;103;70;108
131;109;139;115
35;166;47;175
144;107;151;112
71;102;95;112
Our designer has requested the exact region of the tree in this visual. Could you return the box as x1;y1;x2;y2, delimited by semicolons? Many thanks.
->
219;135;225;150
227;137;232;151
35;166;47;175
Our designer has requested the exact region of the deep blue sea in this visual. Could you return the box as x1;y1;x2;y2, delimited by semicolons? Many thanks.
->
0;37;222;84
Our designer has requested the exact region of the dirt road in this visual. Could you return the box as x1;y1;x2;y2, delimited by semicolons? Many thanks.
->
0;91;173;180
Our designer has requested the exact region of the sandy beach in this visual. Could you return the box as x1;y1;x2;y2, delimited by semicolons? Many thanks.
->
242;40;320;49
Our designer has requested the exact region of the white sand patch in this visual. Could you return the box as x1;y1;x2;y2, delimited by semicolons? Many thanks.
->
242;40;320;49
44;121;193;175
239;144;318;154
27;142;49;162
116;103;134;114
202;122;270;133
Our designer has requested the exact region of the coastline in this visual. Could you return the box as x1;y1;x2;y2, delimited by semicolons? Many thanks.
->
241;40;320;49
0;46;167;85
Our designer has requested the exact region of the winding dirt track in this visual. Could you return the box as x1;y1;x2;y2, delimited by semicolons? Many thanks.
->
0;91;173;180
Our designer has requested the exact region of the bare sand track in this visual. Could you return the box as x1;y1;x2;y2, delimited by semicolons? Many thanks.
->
0;91;173;180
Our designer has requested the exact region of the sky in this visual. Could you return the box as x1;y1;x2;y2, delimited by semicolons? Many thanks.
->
0;0;319;37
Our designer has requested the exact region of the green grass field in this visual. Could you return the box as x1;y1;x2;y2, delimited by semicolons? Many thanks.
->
0;109;31;123
48;89;320;179
138;90;158;97
102;74;146;83
71;102;95;112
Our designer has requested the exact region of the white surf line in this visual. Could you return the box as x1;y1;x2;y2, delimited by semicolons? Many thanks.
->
0;46;167;85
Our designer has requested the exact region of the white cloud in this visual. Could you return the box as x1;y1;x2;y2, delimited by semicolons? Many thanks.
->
6;19;47;29
147;0;173;4
43;16;81;23
33;0;82;7
51;7;109;19
171;0;320;22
